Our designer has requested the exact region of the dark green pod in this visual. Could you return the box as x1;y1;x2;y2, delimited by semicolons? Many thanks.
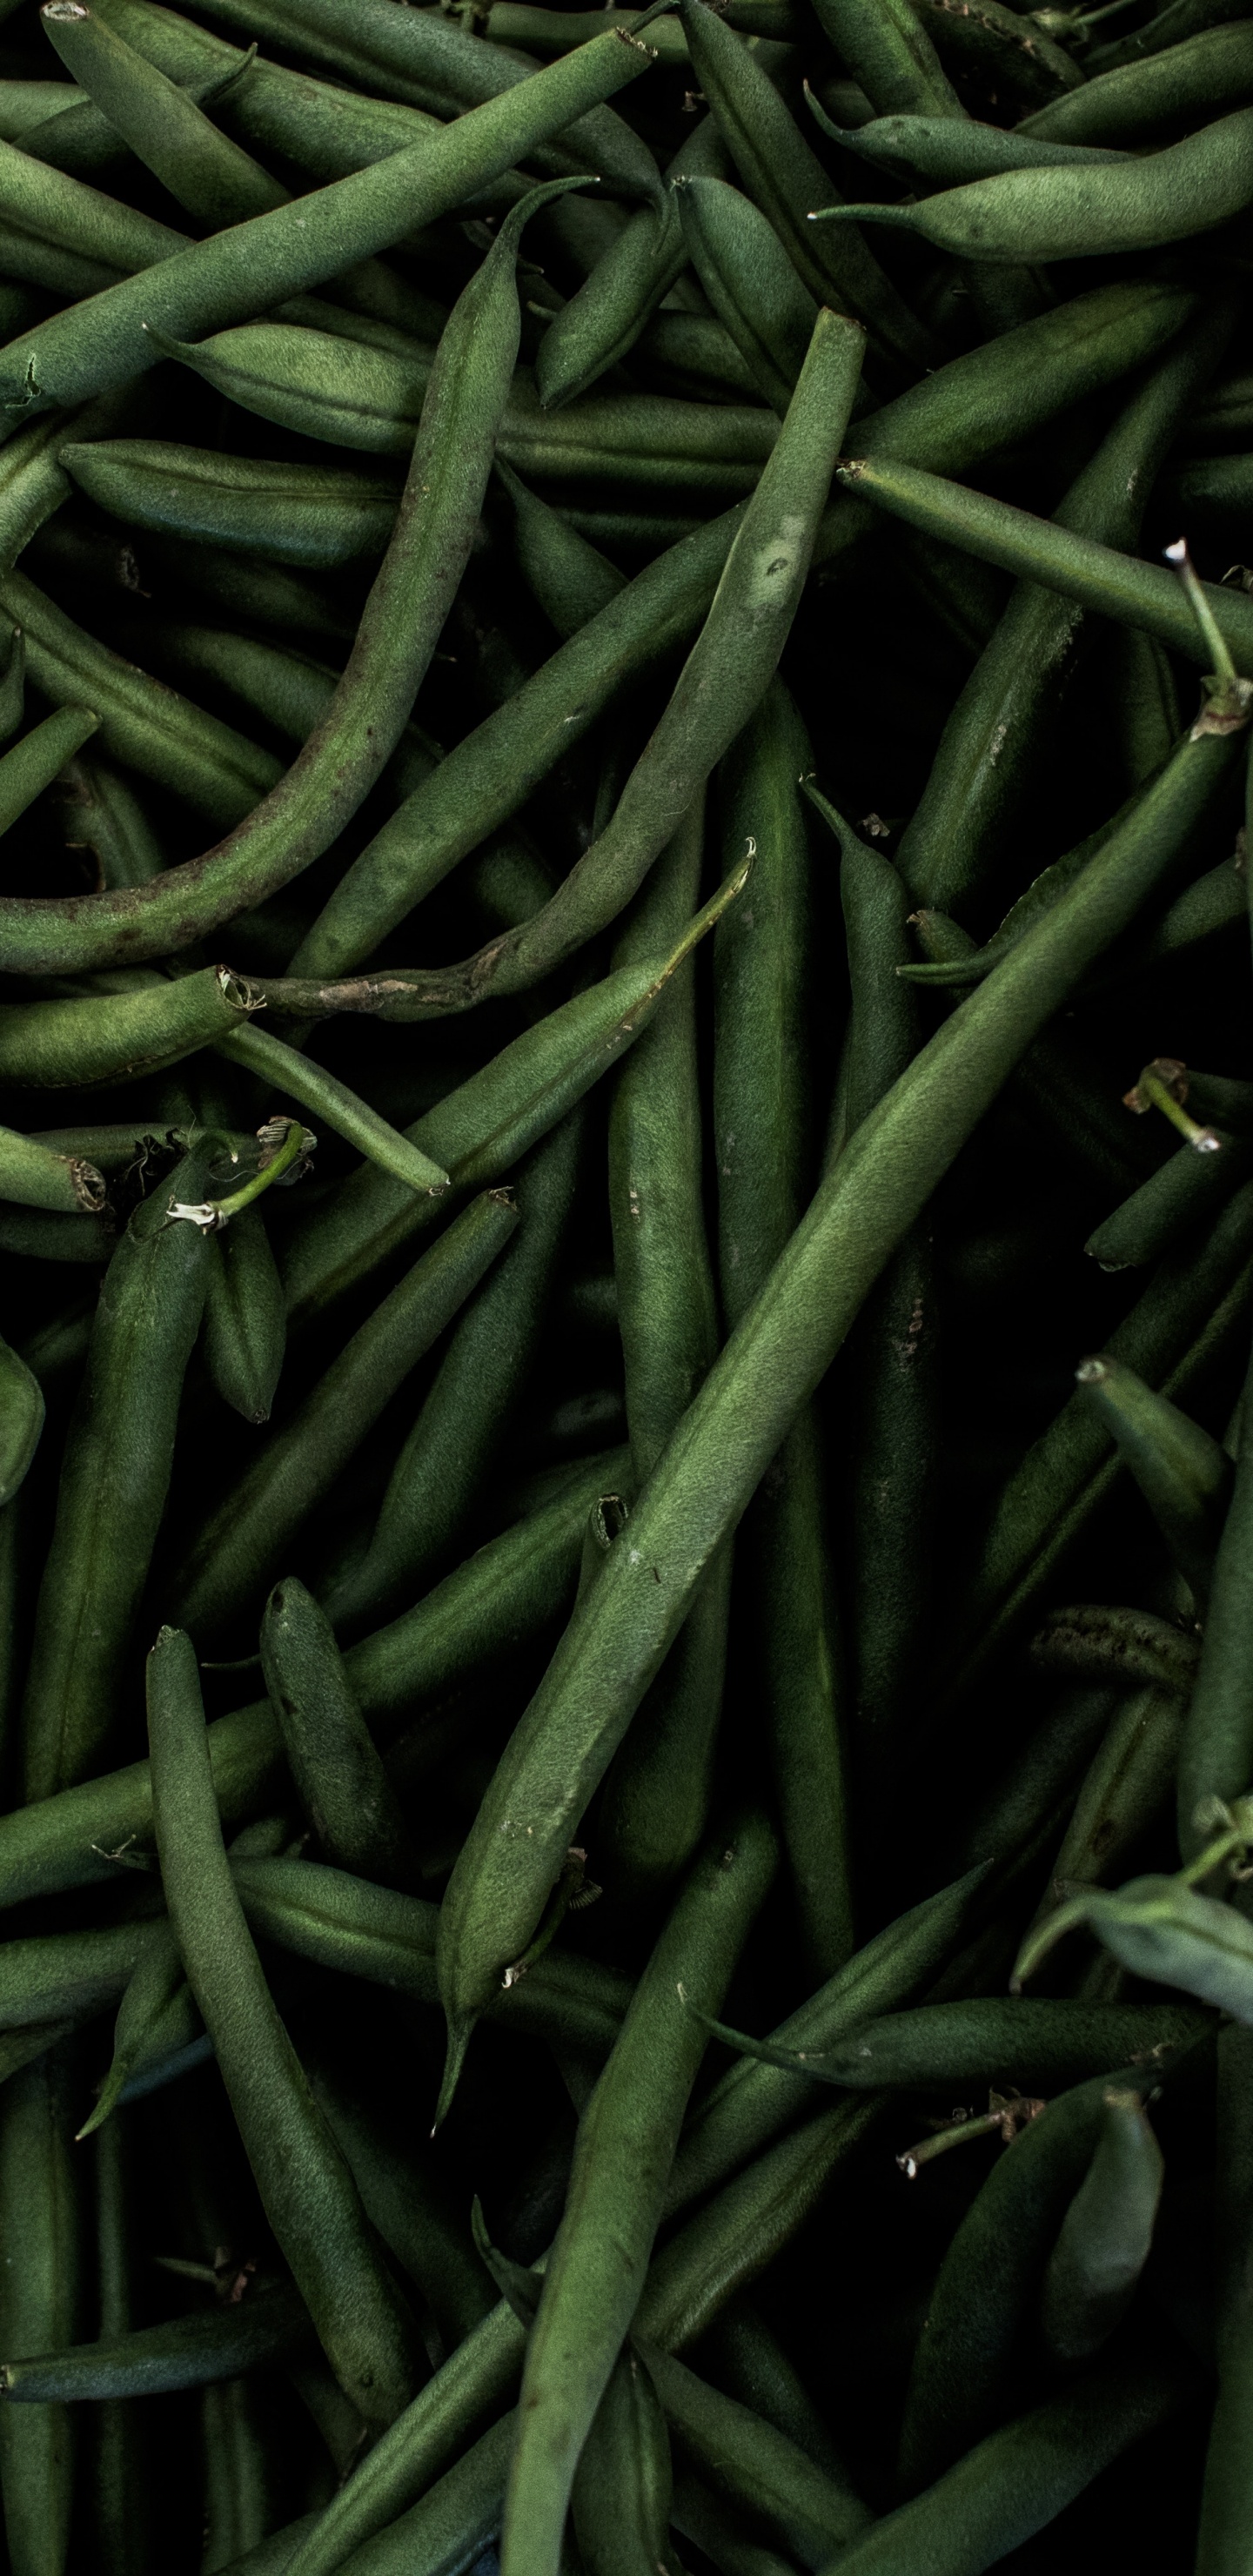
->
260;1579;418;1893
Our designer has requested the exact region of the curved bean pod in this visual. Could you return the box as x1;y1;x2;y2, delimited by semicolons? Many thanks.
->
498;1811;778;2573
0;1124;104;1217
643;2344;868;2565
215;1023;448;1196
703;1994;1208;2094
536;114;727;411
1075;1352;1231;1607
833;2349;1189;2576
40;0;288;228
818;110;1127;184
62;441;402;570
680;0;938;379
259;1580;418;1893
147;1625;423;2432
21;1138;217;1800
0;1336;45;1509
571;2342;673;2576
0;1453;624;1913
0;25;658;419
231;1859;633;2068
1021;19;1253;142
1;2278;310;2403
1041;2087;1164;2365
0;963;256;1090
202;1204;286;1427
301;307;863;1026
434;718;1242;2069
676;173;818;417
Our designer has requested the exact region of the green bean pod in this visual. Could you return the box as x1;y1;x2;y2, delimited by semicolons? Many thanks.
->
259;1580;417;1893
0;1124;104;1220
714;687;850;1976
1030;1605;1200;1696
77;1915;190;2141
1075;1352;1232;1607
820;111;1128;184
435;714;1240;2065
202;1204;286;1428
231;1855;633;2066
898;2067;1163;2493
169;1188;519;1646
1087;1137;1252;1271
0;124;184;273
811;0;961;116
644;2344;868;2565
569;2340;673;2576
178;0;661;193
498;1811;777;2573
90;2118;150;2576
1027;1681;1189;1953
700;1994;1208;2093
148;1625;422;2431
679;0;938;379
0;25;658;419
536;115;727;411
63;441;401;569
598;798;727;1908
496;461;625;640
322;1112;583;1638
667;1864;987;2218
0;1334;44;1508
153;320;776;490
672;2469;797;2576
41;0;290;229
895;296;1229;917
835;811;940;1784
675;173;818;417
0;702;97;835
0;570;279;829
328;307;863;1024
0;963;258;1090
937;1177;1253;1713
1196;2020;1253;2575
834;452;1253;668
280;866;747;1326
0;1452;625;1914
1040;2086;1164;2365
834;2348;1189;2576
824;103;1253;262
52;752;164;892
2;2279;311;2403
291;275;1193;989
1022;18;1253;141
306;2056;494;2352
0;2046;81;2576
21;1141;216;1800
216;1023;448;1197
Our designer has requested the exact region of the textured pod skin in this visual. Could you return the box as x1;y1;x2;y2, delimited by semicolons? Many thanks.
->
20;1144;216;1801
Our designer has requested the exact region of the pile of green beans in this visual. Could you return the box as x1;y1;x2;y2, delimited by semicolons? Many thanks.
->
0;0;1250;2568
